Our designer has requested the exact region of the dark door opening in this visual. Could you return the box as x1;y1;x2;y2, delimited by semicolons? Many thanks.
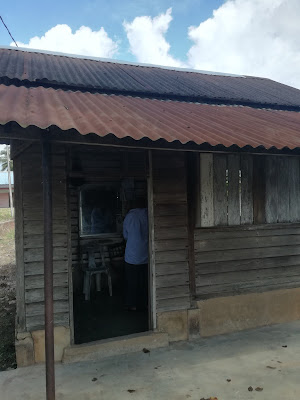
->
73;180;150;344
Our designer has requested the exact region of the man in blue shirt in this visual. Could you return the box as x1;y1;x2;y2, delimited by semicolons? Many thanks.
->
123;199;148;311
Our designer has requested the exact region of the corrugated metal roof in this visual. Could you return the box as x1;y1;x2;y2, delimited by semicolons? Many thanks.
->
1;47;300;109
0;172;14;186
1;84;300;150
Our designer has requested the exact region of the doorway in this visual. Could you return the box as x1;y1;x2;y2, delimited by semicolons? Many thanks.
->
73;179;150;344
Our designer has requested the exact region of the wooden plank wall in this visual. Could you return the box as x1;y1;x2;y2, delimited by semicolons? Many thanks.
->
20;143;69;331
195;224;300;298
152;151;190;312
195;153;300;299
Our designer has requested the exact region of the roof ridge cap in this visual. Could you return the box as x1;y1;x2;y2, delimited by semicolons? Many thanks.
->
0;45;246;78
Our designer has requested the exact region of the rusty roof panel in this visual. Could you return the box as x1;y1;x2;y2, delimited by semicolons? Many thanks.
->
1;84;300;150
1;48;300;108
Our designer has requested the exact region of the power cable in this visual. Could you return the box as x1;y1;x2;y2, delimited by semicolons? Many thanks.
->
0;15;18;47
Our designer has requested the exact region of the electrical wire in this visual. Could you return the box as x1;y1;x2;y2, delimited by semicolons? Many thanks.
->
0;15;18;47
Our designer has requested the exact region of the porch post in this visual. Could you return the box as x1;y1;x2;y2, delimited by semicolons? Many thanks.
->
42;138;55;400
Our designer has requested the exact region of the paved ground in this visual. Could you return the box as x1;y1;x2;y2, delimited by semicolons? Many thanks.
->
1;321;300;400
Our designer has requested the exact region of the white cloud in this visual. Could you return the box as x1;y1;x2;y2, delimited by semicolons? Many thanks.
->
187;0;300;89
12;24;118;58
123;8;185;67
9;2;300;90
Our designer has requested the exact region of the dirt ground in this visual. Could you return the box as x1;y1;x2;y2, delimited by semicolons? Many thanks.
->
0;211;16;371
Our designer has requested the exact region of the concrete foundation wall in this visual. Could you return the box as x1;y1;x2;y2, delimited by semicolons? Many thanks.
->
197;287;300;337
157;288;300;341
15;326;71;367
15;288;300;366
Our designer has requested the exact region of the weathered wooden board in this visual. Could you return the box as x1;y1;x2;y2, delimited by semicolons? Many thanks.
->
228;154;240;225
154;204;187;217
253;156;266;224
25;260;68;276
153;192;187;204
195;234;300;252
156;261;189;276
23;207;67;221
155;250;188;264
156;273;189;289
24;247;68;263
154;239;188;252
154;226;188;240
153;179;186;194
241;155;253;224
156;285;190;300
213;154;227;226
26;312;69;331
24;219;68;235
195;255;300;275
195;244;300;264
195;224;300;240
277;157;290;223
25;273;68;290
154;215;187;228
289;157;300;222
196;265;300;287
156;297;191;311
265;156;278;223
199;153;214;227
196;278;300;298
26;300;69;317
25;286;68;303
24;234;67;249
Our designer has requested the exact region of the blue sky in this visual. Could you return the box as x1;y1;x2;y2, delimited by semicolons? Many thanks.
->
0;0;299;89
0;0;224;62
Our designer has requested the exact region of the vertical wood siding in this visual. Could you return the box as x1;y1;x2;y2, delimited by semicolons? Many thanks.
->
20;144;69;331
198;153;300;227
152;151;190;312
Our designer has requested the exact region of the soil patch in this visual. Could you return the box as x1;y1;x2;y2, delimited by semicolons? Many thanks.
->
0;216;16;371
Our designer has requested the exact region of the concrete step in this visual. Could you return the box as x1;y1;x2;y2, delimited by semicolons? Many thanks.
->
62;331;169;364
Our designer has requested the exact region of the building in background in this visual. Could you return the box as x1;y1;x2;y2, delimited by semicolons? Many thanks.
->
0;171;14;208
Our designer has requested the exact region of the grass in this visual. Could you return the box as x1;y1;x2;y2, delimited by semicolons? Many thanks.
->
0;208;13;223
2;226;15;241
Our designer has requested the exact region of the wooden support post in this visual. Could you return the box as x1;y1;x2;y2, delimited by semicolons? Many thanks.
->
186;152;196;300
147;150;156;329
42;139;55;400
6;145;14;217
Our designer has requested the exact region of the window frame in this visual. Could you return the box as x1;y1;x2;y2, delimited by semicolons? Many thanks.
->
79;182;122;239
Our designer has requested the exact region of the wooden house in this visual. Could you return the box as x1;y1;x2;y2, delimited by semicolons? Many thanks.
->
0;171;14;208
1;47;300;368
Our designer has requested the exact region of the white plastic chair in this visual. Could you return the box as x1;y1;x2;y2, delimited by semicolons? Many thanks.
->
82;244;112;301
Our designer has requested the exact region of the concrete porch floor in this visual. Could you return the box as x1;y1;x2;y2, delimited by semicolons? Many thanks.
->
2;321;300;400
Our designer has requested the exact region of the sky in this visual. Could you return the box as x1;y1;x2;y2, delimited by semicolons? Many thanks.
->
0;0;300;89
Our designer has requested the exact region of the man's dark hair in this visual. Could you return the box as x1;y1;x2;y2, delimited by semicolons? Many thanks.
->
131;197;147;209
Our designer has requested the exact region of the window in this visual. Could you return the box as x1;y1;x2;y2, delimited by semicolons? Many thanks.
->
197;153;300;227
80;184;122;236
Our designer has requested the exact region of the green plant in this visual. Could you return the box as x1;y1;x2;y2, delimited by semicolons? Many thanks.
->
0;148;13;171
